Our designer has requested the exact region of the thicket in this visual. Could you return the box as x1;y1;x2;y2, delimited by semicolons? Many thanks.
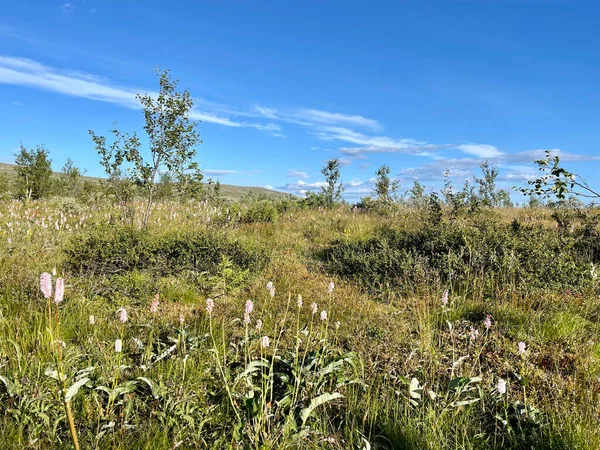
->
65;225;269;280
323;216;600;298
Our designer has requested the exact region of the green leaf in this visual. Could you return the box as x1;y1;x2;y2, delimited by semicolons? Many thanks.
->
65;377;90;401
137;377;162;400
300;392;343;425
0;375;15;397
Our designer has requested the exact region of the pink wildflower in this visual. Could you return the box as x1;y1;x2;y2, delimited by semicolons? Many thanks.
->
320;310;328;321
311;302;318;315
327;282;335;294
54;278;64;304
256;319;263;331
261;335;270;348
151;293;159;314
117;308;128;323
206;298;214;314
518;341;526;354
484;315;492;330
469;327;479;341
442;290;449;306
40;272;52;299
245;300;254;315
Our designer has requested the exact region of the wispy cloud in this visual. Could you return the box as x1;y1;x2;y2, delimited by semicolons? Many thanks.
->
288;170;309;178
398;148;600;185
59;3;74;13
203;169;238;176
0;55;433;152
457;144;504;158
294;109;381;131
0;55;283;133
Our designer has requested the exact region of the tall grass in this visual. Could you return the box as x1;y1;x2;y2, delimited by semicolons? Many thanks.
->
0;199;599;448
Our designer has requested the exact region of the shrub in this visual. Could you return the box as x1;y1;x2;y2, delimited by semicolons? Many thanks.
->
64;225;269;278
240;200;278;224
322;221;597;298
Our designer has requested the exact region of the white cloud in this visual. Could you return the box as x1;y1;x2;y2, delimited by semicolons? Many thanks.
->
203;169;237;176
348;179;366;187
397;148;599;186
295;109;381;131
281;180;327;192
457;144;504;158
0;55;282;133
59;3;74;12
288;170;309;178
264;185;273;190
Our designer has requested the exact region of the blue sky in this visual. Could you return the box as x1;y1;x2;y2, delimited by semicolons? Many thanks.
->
1;0;599;200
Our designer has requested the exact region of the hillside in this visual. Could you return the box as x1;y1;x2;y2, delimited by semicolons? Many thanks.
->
0;162;288;202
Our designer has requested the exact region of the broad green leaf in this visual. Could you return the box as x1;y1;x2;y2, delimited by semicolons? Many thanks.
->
300;392;343;425
65;377;90;401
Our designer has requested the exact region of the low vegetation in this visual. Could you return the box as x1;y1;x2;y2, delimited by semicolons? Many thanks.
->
1;194;600;449
2;70;599;449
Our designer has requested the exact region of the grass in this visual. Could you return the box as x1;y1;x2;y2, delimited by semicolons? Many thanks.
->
0;198;599;449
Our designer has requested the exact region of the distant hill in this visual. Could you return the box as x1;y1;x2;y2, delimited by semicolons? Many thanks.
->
0;162;288;202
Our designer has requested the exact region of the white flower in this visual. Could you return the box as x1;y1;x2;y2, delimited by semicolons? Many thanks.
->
261;335;270;348
327;282;335;294
256;319;263;331
89;315;95;325
297;294;303;308
115;339;123;353
311;302;318;315
117;308;128;323
518;341;526;354
320;310;328;321
497;378;506;395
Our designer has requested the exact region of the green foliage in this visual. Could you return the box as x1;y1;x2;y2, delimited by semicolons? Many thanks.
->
373;164;399;204
64;226;269;278
0;174;10;199
408;179;426;207
475;160;500;207
240;200;278;224
14;144;53;200
523;150;600;201
90;69;203;226
323;220;598;297
55;158;84;197
303;158;345;209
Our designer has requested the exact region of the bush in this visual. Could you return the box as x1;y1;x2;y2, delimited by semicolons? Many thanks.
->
322;220;598;298
64;225;269;278
240;200;278;224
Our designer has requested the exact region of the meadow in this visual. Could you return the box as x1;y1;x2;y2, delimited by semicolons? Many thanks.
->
1;196;599;449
